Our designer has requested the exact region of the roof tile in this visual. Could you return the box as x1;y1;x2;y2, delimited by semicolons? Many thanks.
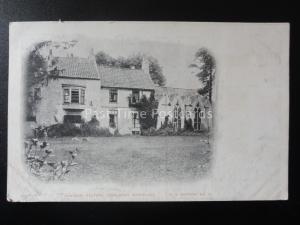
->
55;57;100;79
98;66;155;90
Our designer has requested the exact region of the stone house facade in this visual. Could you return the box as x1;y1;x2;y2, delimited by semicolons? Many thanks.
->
29;52;211;135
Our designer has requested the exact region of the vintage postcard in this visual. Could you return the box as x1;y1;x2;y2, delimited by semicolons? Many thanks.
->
7;22;289;201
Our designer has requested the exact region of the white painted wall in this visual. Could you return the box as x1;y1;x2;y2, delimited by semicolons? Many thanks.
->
99;88;151;134
34;78;210;134
34;78;101;126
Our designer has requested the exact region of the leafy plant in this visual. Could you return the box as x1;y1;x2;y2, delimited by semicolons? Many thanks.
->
25;138;80;181
25;40;78;121
135;92;159;131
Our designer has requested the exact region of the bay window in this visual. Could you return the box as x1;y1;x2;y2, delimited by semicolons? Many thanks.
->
63;88;70;103
63;86;85;104
80;89;85;105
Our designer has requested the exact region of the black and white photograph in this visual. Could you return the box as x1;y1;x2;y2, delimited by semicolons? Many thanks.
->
7;22;289;201
22;34;214;182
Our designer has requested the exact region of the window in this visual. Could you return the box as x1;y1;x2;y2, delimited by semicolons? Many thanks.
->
109;114;115;128
132;90;140;103
64;115;82;123
63;87;85;104
109;110;118;128
109;89;118;103
71;89;79;103
132;112;139;128
194;105;201;131
33;88;41;101
173;103;181;130
80;89;85;105
63;88;70;103
109;114;116;128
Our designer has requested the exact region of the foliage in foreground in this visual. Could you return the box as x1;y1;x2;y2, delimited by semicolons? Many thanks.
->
25;138;79;181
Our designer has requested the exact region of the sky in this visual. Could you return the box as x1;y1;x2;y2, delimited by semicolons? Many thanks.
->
16;21;288;90
60;37;202;89
17;22;223;89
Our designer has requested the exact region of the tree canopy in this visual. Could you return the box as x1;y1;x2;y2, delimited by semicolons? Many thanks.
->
25;40;77;120
189;48;216;103
136;92;158;130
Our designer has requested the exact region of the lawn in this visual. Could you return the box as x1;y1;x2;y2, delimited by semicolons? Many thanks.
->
43;136;212;184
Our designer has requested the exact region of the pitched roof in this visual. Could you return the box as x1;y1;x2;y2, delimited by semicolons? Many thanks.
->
98;66;155;90
55;57;100;79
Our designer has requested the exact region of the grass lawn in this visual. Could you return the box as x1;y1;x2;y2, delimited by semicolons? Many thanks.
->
44;136;212;184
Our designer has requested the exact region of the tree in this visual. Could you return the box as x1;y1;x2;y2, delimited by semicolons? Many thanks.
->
147;56;165;86
95;51;166;86
136;92;158;131
95;51;116;66
189;48;216;103
25;40;77;120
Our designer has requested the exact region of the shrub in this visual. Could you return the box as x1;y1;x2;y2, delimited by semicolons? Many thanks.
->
47;122;82;137
141;124;206;136
141;126;177;136
81;123;112;137
47;117;112;137
136;93;158;130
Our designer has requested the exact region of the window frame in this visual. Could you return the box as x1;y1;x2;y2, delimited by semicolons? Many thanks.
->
131;90;140;103
64;115;82;124
71;88;80;104
173;103;182;130
63;86;86;105
109;89;118;103
132;112;140;128
63;88;70;103
108;110;118;128
80;89;85;105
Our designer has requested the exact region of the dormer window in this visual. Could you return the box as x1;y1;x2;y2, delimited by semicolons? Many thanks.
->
63;86;85;104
